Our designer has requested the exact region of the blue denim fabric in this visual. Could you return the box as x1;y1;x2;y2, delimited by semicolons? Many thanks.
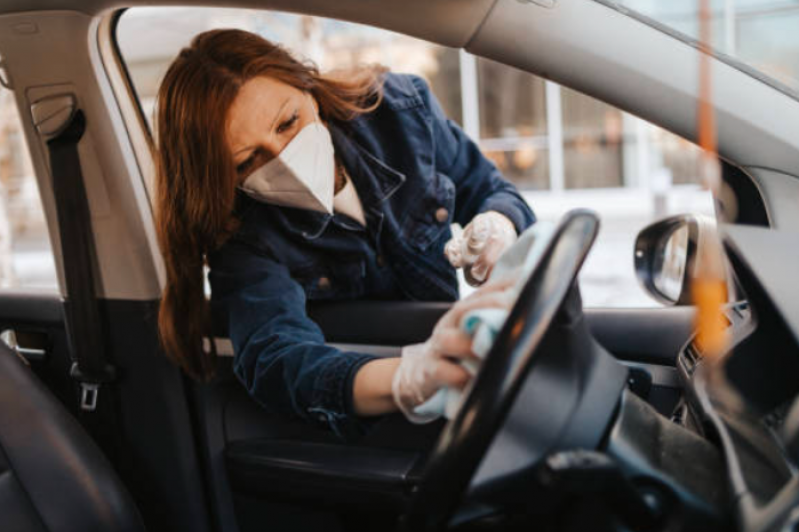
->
208;73;536;440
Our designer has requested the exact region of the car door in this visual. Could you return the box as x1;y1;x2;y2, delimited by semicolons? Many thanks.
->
198;303;699;532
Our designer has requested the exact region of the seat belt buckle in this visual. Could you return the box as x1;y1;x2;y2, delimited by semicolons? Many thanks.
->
79;382;100;411
70;361;116;412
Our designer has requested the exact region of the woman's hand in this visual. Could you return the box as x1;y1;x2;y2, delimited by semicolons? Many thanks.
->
445;211;517;286
390;275;517;423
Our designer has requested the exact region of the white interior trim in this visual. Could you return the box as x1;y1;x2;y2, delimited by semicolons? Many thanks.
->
0;10;165;299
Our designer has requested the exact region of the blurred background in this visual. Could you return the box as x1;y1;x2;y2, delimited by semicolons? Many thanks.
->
1;1;797;305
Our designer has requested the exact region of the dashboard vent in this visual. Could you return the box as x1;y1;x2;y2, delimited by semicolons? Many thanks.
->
683;341;703;372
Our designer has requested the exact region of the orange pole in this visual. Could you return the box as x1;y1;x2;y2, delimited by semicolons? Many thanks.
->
692;0;728;359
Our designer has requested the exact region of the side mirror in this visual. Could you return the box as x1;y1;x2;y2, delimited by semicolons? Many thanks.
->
634;214;720;306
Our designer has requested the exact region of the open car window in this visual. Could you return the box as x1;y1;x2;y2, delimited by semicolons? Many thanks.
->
115;7;717;308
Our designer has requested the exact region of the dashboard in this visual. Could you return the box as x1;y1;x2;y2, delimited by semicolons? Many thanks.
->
670;225;799;531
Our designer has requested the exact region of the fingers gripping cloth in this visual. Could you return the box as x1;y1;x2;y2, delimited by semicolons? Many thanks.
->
414;221;557;420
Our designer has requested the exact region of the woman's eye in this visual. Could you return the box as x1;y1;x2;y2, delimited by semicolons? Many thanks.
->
236;156;255;175
277;112;299;134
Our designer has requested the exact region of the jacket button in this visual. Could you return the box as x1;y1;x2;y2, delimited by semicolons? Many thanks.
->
435;207;449;223
318;277;331;290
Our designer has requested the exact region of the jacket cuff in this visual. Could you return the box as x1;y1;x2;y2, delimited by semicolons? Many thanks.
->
479;193;537;235
310;352;383;441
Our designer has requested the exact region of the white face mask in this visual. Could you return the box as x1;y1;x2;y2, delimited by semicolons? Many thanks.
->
238;94;335;214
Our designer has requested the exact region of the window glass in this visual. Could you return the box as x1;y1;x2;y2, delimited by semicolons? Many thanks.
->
609;0;799;97
117;8;462;132
477;58;547;140
483;146;550;191
116;8;717;308
477;58;550;190
0;85;58;291
561;86;624;189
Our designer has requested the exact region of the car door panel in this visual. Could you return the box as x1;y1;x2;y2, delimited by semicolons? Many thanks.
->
192;357;441;532
213;301;696;365
0;293;74;412
226;439;423;512
199;300;694;528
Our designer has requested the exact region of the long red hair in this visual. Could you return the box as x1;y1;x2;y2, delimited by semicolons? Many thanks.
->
154;29;385;380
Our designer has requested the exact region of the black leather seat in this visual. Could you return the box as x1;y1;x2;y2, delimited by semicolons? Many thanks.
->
0;341;145;532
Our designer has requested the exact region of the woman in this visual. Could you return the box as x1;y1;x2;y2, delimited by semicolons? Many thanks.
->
154;29;536;440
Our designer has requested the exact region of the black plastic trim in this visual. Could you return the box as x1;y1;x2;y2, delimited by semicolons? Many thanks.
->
0;292;63;326
226;439;421;511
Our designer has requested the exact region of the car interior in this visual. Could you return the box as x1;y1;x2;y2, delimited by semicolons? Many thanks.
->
1;1;799;532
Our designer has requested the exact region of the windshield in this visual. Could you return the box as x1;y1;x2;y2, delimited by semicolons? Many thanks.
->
600;0;799;97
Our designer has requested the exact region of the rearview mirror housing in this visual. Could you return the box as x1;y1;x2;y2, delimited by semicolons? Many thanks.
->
634;214;720;306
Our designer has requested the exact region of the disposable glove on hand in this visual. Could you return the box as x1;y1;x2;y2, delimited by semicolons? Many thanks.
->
445;211;517;286
391;277;517;423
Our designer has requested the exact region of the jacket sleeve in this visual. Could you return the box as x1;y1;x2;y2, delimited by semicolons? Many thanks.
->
408;74;536;234
208;241;381;441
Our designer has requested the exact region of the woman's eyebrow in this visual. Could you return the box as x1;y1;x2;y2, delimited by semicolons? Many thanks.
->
234;145;254;157
269;97;291;131
232;97;291;157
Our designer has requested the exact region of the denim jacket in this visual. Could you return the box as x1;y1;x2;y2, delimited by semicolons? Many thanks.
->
208;73;535;440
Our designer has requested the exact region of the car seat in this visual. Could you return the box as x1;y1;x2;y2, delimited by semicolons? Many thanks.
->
0;341;145;532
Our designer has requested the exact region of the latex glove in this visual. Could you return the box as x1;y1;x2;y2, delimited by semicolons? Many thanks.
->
391;276;517;423
445;211;517;286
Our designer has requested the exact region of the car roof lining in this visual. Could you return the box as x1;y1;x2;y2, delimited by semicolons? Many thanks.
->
0;0;499;48
591;0;799;105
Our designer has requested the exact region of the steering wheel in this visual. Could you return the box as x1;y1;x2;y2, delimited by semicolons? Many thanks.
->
401;209;620;531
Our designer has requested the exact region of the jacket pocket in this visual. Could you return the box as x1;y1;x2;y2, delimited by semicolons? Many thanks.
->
291;259;365;301
401;171;456;253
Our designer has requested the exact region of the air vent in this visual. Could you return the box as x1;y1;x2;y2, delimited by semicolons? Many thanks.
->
682;341;702;373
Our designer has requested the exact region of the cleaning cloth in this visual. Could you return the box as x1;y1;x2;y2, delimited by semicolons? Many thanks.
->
413;221;556;420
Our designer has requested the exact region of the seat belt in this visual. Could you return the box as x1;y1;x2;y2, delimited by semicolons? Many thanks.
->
39;100;120;459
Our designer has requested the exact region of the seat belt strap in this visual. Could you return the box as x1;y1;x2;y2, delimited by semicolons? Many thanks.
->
45;109;117;410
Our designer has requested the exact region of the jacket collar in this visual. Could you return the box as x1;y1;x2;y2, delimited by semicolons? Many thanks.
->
238;120;406;241
331;120;406;205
